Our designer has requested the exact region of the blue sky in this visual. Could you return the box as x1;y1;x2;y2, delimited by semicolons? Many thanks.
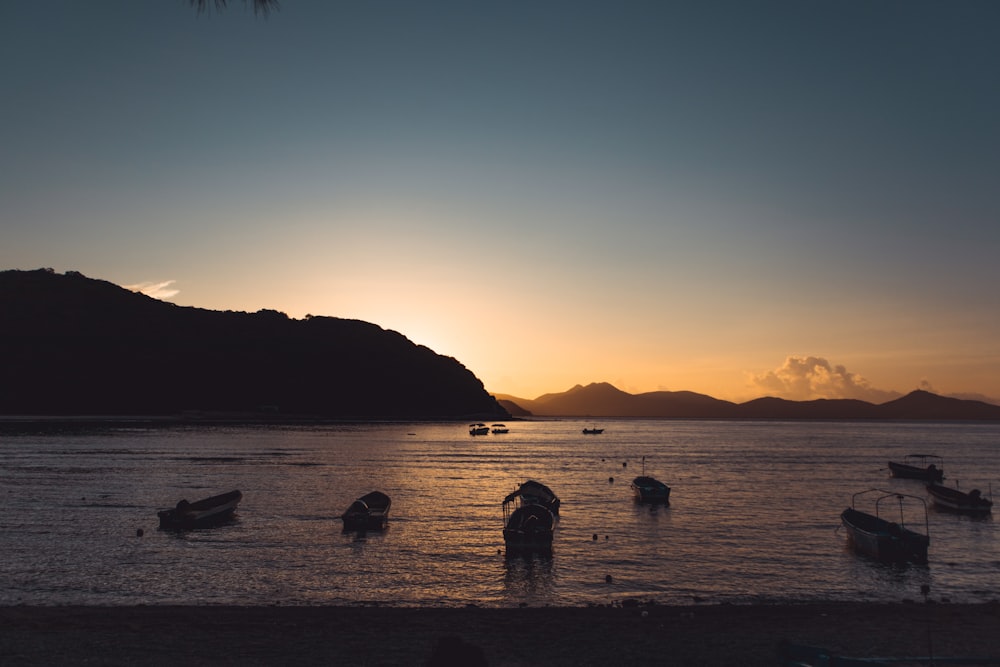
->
3;1;999;403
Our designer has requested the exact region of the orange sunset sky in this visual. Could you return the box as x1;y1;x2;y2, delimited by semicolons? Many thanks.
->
3;2;999;405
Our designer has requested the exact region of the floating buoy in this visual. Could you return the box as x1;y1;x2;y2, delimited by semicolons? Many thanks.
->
605;574;613;583
136;528;144;537
605;535;609;540
622;462;627;468
608;476;614;483
592;534;598;541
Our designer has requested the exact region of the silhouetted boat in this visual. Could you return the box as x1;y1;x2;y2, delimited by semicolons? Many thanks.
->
926;483;993;515
502;503;555;554
469;423;489;436
157;489;242;530
840;488;929;563
341;491;391;531
490;423;509;434
504;479;561;516
888;454;944;482
582;427;604;434
631;476;671;503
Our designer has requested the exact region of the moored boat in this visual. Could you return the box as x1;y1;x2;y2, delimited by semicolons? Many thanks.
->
504;479;560;516
888;454;944;482
469;423;489;436
840;489;929;563
582;427;604;434
926;483;993;516
157;489;242;530
491;423;509;434
341;490;391;531
502;503;555;554
631;475;671;503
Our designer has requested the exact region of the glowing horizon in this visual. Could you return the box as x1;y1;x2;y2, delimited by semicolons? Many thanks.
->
4;3;999;408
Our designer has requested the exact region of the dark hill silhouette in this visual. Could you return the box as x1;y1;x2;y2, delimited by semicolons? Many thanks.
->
520;382;738;418
0;269;507;420
496;383;1000;420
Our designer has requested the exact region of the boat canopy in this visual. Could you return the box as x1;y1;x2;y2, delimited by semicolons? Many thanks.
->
504;480;558;506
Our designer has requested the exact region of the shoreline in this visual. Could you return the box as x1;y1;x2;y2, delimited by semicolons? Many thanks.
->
3;602;1000;666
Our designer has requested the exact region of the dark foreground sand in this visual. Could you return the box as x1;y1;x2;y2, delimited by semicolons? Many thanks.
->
3;603;1000;666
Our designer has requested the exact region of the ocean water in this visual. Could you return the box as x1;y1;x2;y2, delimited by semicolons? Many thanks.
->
2;419;999;608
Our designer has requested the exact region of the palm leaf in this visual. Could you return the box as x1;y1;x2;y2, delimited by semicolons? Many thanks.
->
189;0;280;16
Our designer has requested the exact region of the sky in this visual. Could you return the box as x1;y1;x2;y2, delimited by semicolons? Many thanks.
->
3;1;1000;405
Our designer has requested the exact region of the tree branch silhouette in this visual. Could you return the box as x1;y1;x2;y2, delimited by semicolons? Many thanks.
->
189;0;280;16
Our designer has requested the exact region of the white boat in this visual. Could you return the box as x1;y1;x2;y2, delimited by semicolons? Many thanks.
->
490;423;509;434
469;423;489;436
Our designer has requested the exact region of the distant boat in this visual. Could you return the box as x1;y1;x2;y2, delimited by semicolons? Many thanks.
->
341;491;391;532
631;476;671;503
469;423;489;436
491;423;509;434
840;488;929;563
157;489;242;530
504;479;561;517
888;454;944;482
926;483;993;516
582;427;604;435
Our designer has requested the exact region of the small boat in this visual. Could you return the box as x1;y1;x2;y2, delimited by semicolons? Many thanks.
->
887;454;944;482
926;483;993;515
503;479;561;516
491;423;509;434
840;488;929;563
582;427;604;435
469;423;489;436
157;489;242;530
341;490;391;531
631;476;671;503
502;503;555;554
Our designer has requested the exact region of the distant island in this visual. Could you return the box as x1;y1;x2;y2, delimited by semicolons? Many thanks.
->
496;382;1000;420
0;269;507;420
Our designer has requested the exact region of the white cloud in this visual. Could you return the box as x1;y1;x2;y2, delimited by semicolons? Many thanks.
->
749;356;901;403
124;280;179;300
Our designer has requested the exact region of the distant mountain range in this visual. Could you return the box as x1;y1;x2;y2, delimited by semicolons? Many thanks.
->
495;382;1000;420
0;269;507;420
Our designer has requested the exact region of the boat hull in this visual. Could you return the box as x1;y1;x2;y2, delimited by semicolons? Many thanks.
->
503;504;555;554
341;491;391;532
926;485;992;515
157;490;242;530
840;507;928;563
888;461;944;482
630;476;671;504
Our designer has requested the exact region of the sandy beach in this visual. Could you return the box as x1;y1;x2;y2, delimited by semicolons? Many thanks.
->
3;602;1000;666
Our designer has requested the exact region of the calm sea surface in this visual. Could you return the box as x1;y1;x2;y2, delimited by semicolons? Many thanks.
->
2;419;1000;607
